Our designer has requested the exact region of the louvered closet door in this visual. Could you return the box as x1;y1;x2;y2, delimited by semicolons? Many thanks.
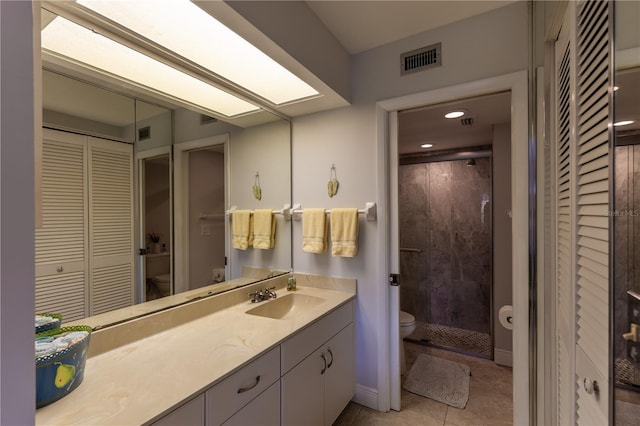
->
35;129;88;321
555;15;576;426
574;0;610;423
88;137;134;315
553;1;611;424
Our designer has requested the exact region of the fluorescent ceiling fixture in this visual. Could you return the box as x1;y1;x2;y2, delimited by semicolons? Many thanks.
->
614;120;635;127
444;110;466;119
77;0;319;105
41;16;259;117
421;143;434;148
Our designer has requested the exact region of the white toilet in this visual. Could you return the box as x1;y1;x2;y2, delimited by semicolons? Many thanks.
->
399;310;416;374
153;273;171;297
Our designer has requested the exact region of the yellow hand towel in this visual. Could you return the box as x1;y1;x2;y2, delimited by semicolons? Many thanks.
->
302;208;327;253
253;209;276;249
330;208;359;257
232;210;253;250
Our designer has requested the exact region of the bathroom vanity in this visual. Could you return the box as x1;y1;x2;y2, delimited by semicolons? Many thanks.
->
35;274;356;425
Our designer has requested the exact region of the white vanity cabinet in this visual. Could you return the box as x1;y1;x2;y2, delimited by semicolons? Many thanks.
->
281;302;355;426
152;300;354;426
206;346;281;426
152;394;205;426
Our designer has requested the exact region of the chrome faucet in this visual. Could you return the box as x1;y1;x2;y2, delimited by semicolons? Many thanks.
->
248;286;277;303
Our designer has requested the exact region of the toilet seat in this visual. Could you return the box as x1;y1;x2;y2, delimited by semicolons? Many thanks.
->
154;274;171;295
400;310;415;326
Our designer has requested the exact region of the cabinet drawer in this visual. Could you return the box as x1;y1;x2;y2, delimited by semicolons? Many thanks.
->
281;301;353;374
206;346;280;425
222;381;280;426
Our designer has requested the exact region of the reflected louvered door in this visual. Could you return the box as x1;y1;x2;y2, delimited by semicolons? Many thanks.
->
35;129;88;321
554;16;576;426
88;137;134;316
574;0;610;424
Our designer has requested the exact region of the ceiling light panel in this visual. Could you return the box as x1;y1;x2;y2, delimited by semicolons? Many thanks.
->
41;16;259;117
77;0;319;105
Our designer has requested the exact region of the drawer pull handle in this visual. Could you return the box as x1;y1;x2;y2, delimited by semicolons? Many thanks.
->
237;375;261;394
327;348;334;368
321;354;327;375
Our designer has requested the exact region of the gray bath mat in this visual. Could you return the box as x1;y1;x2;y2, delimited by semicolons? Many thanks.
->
403;353;470;409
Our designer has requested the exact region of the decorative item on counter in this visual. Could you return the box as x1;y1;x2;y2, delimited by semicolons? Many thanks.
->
327;164;339;197
287;272;297;291
147;231;161;254
35;313;62;334
35;325;92;408
252;172;262;200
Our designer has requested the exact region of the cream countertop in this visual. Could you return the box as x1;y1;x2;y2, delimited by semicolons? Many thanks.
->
36;279;356;425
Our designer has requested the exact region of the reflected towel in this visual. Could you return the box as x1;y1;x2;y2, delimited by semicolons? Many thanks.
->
232;210;253;250
253;209;276;249
302;208;327;253
330;208;359;257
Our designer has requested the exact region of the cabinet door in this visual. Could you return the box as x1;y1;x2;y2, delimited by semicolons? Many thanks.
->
222;381;280;426
153;394;205;426
324;324;355;426
281;346;325;426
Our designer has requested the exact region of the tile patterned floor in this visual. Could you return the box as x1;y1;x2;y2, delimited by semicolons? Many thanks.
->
334;342;513;426
407;321;492;359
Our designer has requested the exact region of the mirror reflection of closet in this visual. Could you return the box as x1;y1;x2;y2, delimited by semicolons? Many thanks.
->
614;0;640;421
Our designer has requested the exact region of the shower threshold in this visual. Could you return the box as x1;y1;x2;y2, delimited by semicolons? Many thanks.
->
405;321;492;360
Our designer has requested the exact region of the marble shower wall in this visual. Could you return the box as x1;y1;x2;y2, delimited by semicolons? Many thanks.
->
614;145;640;361
399;158;492;334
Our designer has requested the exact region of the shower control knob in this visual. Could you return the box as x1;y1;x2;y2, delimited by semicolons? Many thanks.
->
56;266;64;273
583;378;599;395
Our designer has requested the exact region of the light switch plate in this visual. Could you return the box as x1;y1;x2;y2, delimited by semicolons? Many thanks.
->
200;223;211;236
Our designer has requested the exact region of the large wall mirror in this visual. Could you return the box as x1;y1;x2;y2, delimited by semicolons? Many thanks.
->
613;0;640;422
36;5;292;329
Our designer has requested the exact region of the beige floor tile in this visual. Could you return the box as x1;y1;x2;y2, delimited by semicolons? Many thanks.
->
334;342;513;426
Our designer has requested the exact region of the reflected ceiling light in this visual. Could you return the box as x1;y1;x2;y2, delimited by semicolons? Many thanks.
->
613;86;620;91
77;0;319;105
41;16;259;117
421;143;434;148
444;110;466;119
614;120;635;127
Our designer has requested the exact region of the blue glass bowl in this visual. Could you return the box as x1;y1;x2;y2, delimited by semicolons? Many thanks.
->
35;326;92;408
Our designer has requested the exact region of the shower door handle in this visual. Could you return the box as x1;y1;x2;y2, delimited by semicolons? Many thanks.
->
389;273;399;286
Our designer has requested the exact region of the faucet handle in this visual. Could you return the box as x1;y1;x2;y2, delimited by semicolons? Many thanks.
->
248;290;260;303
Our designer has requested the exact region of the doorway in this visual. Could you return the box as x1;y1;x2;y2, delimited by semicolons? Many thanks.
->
174;134;229;294
376;71;529;424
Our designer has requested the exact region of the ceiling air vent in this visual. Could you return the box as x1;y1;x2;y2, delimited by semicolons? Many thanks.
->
460;117;474;126
401;43;441;76
138;126;151;141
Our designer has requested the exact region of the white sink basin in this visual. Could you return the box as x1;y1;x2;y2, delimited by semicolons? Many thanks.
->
245;293;325;320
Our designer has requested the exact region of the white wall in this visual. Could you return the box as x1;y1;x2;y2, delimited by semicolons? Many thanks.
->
291;1;528;407
493;123;513;358
0;2;36;423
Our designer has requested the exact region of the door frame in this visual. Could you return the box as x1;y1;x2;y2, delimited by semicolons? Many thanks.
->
173;134;229;294
375;70;530;425
136;146;172;303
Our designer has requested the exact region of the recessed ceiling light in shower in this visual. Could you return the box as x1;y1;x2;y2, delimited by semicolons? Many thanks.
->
614;120;635;127
421;143;434;149
445;110;466;119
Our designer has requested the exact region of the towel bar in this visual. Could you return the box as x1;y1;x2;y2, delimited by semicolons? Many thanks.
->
290;202;377;221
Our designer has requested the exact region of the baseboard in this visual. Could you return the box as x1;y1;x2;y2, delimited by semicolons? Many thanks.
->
494;348;513;367
352;384;378;410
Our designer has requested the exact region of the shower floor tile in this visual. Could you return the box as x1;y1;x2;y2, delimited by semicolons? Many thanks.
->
406;321;492;359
